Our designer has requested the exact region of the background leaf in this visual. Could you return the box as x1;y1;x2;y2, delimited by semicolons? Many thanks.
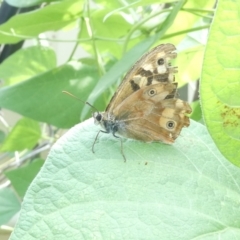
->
5;0;56;8
0;0;83;43
200;0;240;166
9;119;240;240
0;63;100;128
0;46;56;86
0;118;41;152
4;158;44;199
0;188;21;225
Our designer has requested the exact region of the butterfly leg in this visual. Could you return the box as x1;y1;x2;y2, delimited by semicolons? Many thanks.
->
120;138;126;162
112;133;126;162
92;130;108;153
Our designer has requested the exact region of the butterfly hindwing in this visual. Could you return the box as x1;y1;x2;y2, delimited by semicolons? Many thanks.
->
111;83;191;143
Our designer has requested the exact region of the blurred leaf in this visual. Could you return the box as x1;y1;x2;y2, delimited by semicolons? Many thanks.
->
81;9;132;58
0;118;41;152
9;119;240;240
95;0;176;9
190;100;203;122
177;45;205;86
0;188;21;225
160;0;215;86
0;63;101;128
164;0;215;44
0;46;56;86
0;0;83;44
6;0;56;8
0;130;6;144
4;159;44;199
200;0;240;167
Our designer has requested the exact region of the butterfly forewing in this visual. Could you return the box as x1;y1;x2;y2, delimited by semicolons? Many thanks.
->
106;43;178;113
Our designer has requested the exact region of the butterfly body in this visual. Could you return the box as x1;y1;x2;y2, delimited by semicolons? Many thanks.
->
93;43;192;147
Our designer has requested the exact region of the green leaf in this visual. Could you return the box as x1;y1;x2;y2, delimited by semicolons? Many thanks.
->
200;0;240;166
0;0;83;44
190;100;203;122
4;159;44;199
0;118;41;152
177;44;205;86
9;119;240;239
6;0;56;8
0;130;6;144
0;63;101;128
0;46;56;86
0;188;21;225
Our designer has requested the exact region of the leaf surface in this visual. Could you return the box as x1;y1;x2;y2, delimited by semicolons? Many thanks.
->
200;0;240;166
9;119;240;240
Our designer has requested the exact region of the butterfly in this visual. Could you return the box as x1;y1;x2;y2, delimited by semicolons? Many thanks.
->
92;43;192;160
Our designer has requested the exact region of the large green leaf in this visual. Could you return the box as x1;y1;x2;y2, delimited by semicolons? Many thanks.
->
0;0;83;43
0;188;21;225
9;119;240;239
200;0;240;166
0;63;100;128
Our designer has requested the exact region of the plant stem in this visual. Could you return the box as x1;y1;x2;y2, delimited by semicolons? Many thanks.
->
84;0;105;76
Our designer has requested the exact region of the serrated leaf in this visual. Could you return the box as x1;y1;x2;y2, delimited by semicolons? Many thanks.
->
4;159;44;199
0;118;41;152
0;188;21;225
0;63;101;128
200;0;240;166
0;0;83;43
0;46;56;86
9;119;240;240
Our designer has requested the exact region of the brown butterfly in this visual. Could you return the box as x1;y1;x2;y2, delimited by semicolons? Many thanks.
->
92;43;192;160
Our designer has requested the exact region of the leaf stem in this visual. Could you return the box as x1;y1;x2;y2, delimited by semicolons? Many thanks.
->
84;0;105;76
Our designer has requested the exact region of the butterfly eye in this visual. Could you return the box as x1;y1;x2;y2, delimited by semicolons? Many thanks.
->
166;121;175;129
95;113;102;122
157;58;164;65
148;89;157;96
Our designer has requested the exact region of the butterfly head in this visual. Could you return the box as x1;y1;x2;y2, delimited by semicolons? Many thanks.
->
93;112;103;125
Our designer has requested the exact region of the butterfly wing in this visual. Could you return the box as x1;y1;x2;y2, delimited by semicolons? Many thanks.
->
106;43;177;113
112;83;191;143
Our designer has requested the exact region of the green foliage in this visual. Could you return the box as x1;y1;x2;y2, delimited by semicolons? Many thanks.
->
0;46;56;86
0;63;100;128
4;159;44;199
0;188;21;226
0;0;83;43
0;118;41;152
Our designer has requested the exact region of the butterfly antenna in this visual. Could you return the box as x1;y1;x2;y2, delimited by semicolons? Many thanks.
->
62;91;99;113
